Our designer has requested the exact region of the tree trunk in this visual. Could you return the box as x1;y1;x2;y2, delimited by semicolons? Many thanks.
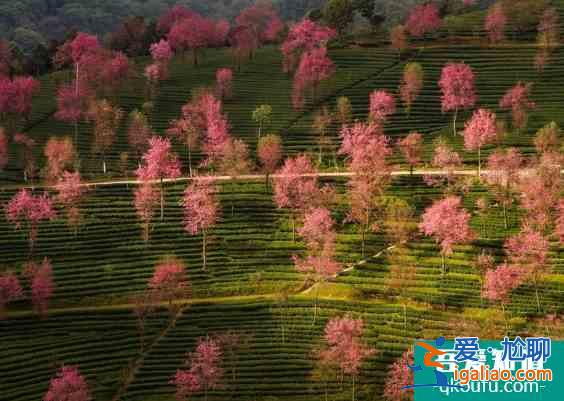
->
291;214;295;242
441;253;446;276
313;282;320;324
534;277;541;313
103;158;107;175
352;375;356;401
503;201;508;230
361;227;366;258
477;147;481;178
452;108;458;136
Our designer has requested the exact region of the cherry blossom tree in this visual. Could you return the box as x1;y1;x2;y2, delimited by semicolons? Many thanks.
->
340;122;392;256
0;272;23;319
144;64;162;100
273;154;321;241
405;3;442;39
215;68;233;100
56;172;86;235
44;136;75;183
369;90;396;126
150;39;173;79
281;19;336;73
182;178;220;270
24;257;54;317
5;189;56;253
54;82;91;146
534;121;560;155
168;13;214;66
424;140;463;191
0;75;40;133
0;128;7;170
201;93;230;166
390;25;408;59
172;337;223;401
518;158;561;232
236;2;283;49
136;136;181;220
257;134;282;189
157;5;195;35
485;3;507;44
499;82;535;131
216;138;252;214
383;351;414;401
13;133;36;182
318;315;375;401
438;63;477;135
292;47;335;110
505;227;550;311
128;110;153;166
87;99;124;174
134;183;159;242
400;62;424;115
166;117;199;177
149;258;189;312
463;108;497;176
484;148;524;229
535;7;560;72
398;132;423;176
483;263;524;308
229;25;258;70
294;207;342;321
44;366;90;401
420;196;474;273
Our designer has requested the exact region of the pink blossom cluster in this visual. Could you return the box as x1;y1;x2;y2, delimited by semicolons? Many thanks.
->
485;3;507;43
0;75;40;117
24;258;54;317
292;46;335;110
215;68;233;100
463;108;497;151
0;272;23;317
182;179;219;236
136;136;181;181
439;63;477;113
149;259;188;304
405;3;442;38
383;351;414;401
419;196;474;257
281;19;336;73
369;90;396;125
499;82;536;130
171;337;223;399
319;316;375;376
44;366;90;401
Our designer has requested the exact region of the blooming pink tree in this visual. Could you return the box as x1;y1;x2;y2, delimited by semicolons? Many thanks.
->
273;154;321;241
484;148;524;229
463;108;497;176
369;90;396;126
134;183;159;242
136;136;181;220
56;171;86;235
172;337;223;401
318;315;375;401
24;258;54;317
150;39;173;79
420;196;474;273
485;3;507;44
44;136;75;183
292;47;335;110
257;134;282;188
405;3;442;39
54;83;91;145
398;132;423;175
0;75;40;133
149;258;189;312
534;121;560;155
400;62;424;115
168;13;214;65
201;93;230;166
236;2;283;49
157;5;195;35
424;141;463;191
215;68;233;100
339;122;392;256
0;272;23;319
5;189;56;253
229;25;259;70
88;99;124;174
383;351;414;401
0;128;7;170
499;82;535;131
483;263;525;308
182;178;220;270
281;19;336;73
555;200;564;245
438;63;477;135
44;366;90;401
294;207;342;320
